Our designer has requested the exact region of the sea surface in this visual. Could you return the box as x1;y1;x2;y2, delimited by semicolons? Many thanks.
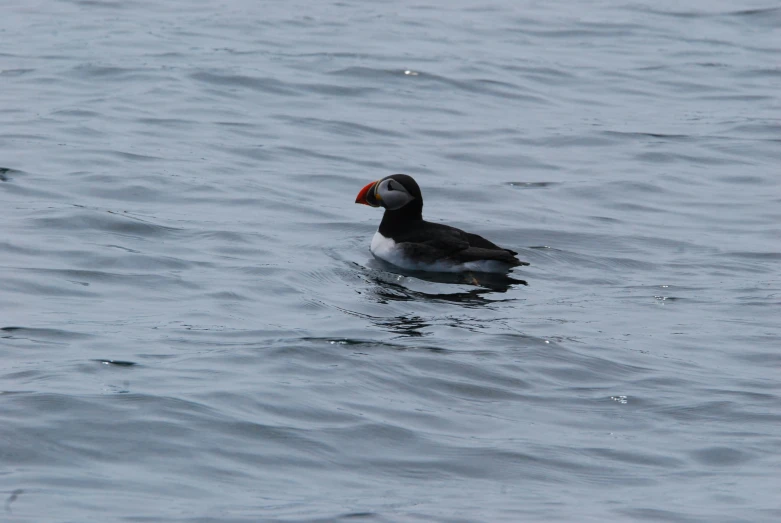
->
1;0;780;521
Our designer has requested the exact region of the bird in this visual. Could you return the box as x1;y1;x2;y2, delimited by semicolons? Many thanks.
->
355;174;529;274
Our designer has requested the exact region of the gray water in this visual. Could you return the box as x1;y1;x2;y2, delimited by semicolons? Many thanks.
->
2;0;780;521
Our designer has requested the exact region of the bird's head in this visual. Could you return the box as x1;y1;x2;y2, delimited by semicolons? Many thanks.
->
355;174;421;211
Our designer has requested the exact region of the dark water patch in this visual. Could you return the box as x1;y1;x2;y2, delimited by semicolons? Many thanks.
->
59;124;104;138
31;208;182;238
227;145;277;162
0;68;35;77
690;446;751;467
0;133;54;143
0;167;24;182
1;326;92;342
297;337;450;357
651;295;683;302
589;215;621;223
635;5;781;20
99;150;164;163
368;99;467;116
729;348;781;366
536;355;651;386
190;71;301;96
338;66;549;102
95;359;137;367
273;115;406;139
635;151;748;166
654;401;749;423
723;251;781;261
411;127;472;139
64;0;137;8
189;229;260;245
700;94;776;104
4;488;23;514
86;183;169;202
717;174;770;185
207;290;251;301
731;6;781;16
724;121;781;138
292;173;373;190
657;78;735;94
402;375;523;402
214;120;254;128
506;181;559;189
13;267;199;290
702;387;779;403
276;146;386;169
102;243;141;254
584;447;684;469
427;183;504;203
408;356;533;392
0;277;98;298
68;64;159;81
298;82;376;97
619;507;705;523
420;72;551;104
444;151;559;170
503;63;576;81
51;109;102;118
328;66;411;80
602;130;694;142
742;66;781;79
539;134;617;147
724;6;781;28
136;117;195;128
521;27;637;39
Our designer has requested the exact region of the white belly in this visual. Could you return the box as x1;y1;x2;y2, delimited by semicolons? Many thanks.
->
369;231;511;274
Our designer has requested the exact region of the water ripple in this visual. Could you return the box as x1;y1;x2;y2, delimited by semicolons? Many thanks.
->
1;0;779;521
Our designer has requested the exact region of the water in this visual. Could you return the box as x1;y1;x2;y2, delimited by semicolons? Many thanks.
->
2;0;780;520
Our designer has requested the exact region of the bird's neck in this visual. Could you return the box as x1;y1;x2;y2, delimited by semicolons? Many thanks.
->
379;203;423;237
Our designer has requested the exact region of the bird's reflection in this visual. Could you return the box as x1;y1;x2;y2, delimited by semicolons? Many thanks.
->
364;258;527;307
373;314;431;337
338;260;529;339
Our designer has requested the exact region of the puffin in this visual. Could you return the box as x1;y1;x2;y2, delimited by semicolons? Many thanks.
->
355;174;529;273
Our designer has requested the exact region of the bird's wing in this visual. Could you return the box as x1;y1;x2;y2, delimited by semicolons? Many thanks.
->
397;237;470;264
463;232;518;255
447;246;529;266
393;221;528;266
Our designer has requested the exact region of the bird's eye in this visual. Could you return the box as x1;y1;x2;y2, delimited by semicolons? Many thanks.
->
387;181;395;191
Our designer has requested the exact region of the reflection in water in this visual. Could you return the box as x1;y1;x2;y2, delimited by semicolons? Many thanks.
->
331;303;436;338
341;260;529;338
371;276;511;307
397;267;527;290
363;258;527;306
373;314;431;337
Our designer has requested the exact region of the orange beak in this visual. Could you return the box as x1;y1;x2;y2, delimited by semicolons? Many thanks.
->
355;180;380;207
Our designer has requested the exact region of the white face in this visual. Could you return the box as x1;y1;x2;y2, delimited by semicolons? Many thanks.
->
376;178;415;210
